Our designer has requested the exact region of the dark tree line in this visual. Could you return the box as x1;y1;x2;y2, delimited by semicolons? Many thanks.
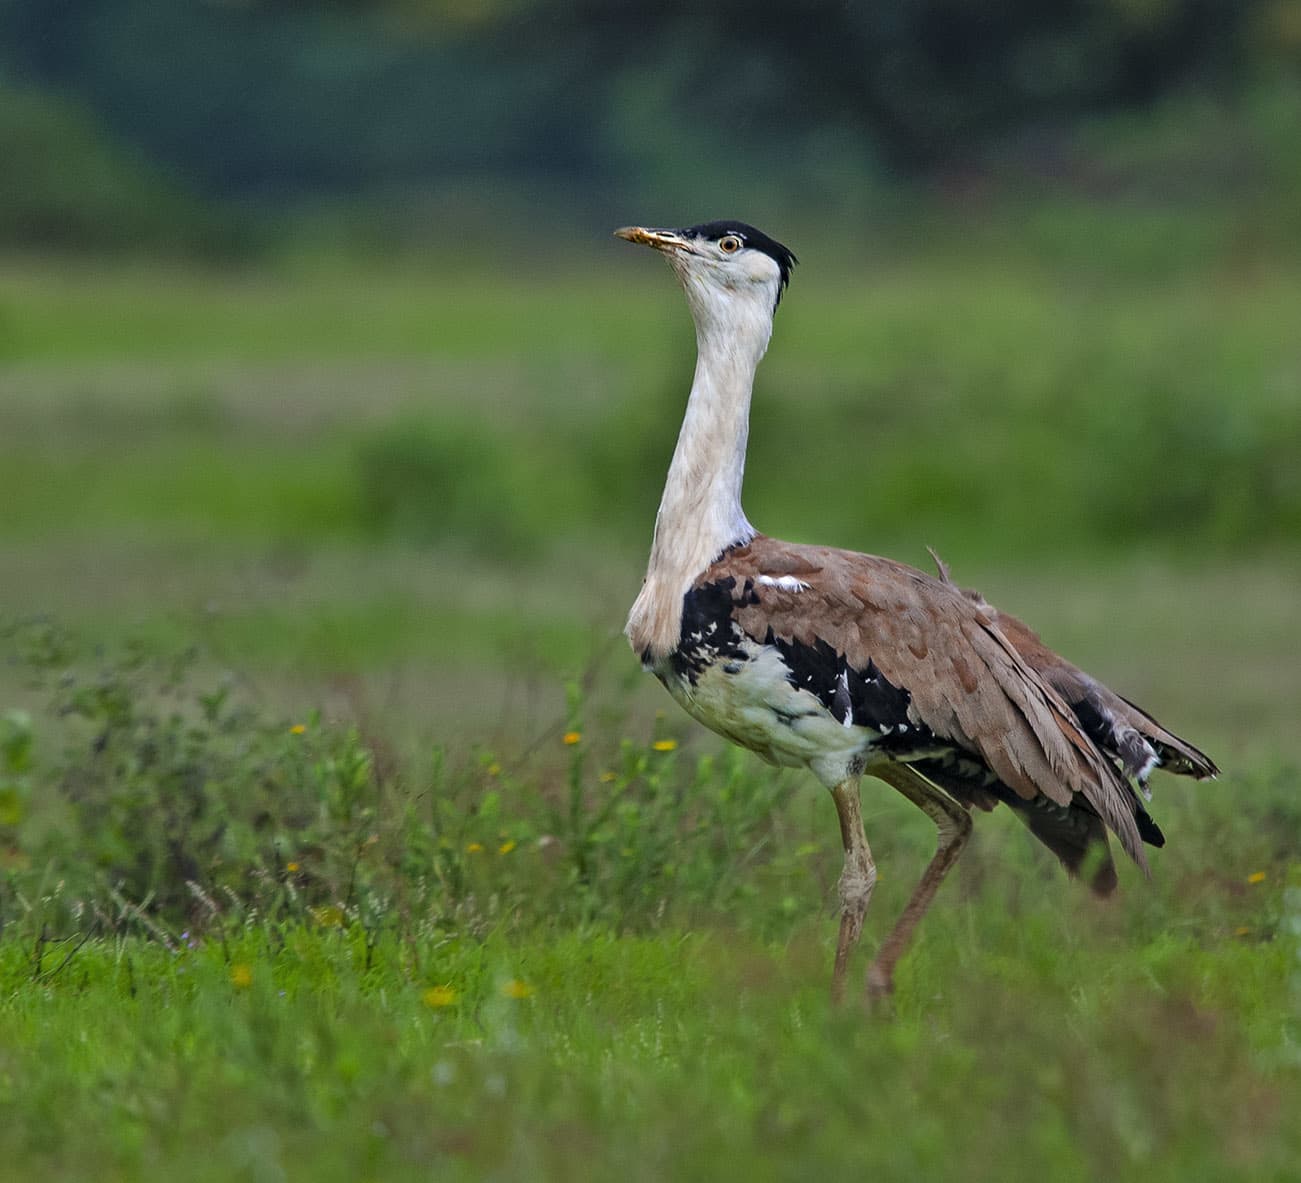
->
500;0;1264;167
0;0;1291;197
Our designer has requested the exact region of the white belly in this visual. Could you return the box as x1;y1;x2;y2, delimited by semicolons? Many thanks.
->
657;638;877;787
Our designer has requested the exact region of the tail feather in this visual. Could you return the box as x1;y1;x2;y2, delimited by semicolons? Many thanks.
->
1007;795;1119;896
926;548;1216;885
926;549;1217;786
1112;692;1219;780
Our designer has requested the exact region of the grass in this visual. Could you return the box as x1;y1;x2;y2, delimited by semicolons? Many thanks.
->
0;234;1298;1179
2;246;1297;747
2;908;1296;1183
0;664;1296;1182
4;252;1300;564
1;638;1297;1182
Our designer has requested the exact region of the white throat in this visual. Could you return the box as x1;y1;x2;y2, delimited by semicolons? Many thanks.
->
626;271;778;662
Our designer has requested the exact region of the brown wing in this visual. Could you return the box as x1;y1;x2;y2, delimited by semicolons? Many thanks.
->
992;612;1218;779
702;535;1151;873
927;549;1218;782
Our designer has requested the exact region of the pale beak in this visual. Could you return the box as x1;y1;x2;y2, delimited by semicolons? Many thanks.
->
613;226;693;253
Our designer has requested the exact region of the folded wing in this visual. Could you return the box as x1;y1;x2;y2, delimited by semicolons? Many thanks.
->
702;536;1210;891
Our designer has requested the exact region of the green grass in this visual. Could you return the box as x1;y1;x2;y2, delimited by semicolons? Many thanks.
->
2;905;1297;1183
2;250;1299;703
4;253;1300;564
0;601;1297;1182
1;640;1298;1183
1;238;1298;1179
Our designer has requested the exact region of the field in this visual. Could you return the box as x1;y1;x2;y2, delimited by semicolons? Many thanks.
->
1;237;1298;1180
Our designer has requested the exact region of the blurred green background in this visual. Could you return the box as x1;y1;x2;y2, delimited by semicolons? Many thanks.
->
2;0;1298;756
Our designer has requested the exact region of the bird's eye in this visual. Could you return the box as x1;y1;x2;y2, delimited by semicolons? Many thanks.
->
718;235;743;254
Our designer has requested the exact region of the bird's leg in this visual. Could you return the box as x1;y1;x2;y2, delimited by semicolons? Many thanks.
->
830;777;877;1005
865;765;972;1004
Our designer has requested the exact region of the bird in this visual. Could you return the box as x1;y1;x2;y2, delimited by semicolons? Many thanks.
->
614;220;1217;1004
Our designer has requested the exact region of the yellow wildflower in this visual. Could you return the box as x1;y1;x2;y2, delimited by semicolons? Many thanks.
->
1247;871;1267;885
498;840;517;855
286;861;300;873
289;723;306;735
502;979;534;1000
486;761;502;777
422;985;458;1009
466;842;484;854
562;731;582;746
652;738;678;752
230;963;253;989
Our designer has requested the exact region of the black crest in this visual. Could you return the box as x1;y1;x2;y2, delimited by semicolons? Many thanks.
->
680;221;798;303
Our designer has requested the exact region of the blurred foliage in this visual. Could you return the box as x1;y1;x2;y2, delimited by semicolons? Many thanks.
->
0;0;1297;257
0;75;257;257
499;0;1289;167
348;371;1301;560
355;419;547;556
4;0;1294;186
5;623;387;920
0;623;811;937
0;0;593;196
3;618;1296;946
1;252;1297;569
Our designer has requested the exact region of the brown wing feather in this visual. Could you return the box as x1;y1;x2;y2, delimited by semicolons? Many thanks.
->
704;536;1150;870
927;553;1218;782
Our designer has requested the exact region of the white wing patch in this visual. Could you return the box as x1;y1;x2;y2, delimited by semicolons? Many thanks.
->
1134;749;1160;795
756;574;810;592
837;668;854;728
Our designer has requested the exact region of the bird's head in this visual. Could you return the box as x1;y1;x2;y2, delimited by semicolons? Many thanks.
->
615;221;797;336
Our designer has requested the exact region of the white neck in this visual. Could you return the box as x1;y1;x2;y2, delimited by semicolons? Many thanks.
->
626;276;776;662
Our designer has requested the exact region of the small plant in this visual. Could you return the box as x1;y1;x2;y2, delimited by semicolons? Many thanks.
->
0;622;831;947
0;708;33;869
0;623;420;938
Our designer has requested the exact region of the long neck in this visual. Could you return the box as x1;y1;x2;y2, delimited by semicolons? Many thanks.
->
655;320;761;562
626;289;774;662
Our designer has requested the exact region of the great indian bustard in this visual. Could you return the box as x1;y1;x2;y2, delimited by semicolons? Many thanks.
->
615;220;1217;1003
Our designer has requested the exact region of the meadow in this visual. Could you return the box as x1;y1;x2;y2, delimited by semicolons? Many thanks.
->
0;228;1298;1180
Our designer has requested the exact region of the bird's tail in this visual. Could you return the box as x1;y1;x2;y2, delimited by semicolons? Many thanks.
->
924;547;1218;893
